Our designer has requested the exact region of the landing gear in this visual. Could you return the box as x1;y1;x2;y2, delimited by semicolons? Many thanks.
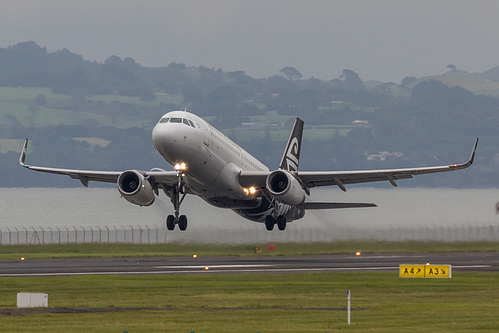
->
178;215;188;231
277;216;287;231
265;215;275;231
265;215;287;231
166;215;175;230
164;162;189;231
166;214;188;231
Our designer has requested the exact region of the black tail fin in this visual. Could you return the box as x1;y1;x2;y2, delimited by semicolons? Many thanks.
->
279;118;304;171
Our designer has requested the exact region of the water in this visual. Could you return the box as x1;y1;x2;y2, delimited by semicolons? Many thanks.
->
1;187;498;243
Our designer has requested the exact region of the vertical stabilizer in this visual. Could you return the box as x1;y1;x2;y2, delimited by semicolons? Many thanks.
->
279;118;304;171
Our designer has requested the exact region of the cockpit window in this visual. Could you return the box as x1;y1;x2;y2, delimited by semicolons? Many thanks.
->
160;116;196;127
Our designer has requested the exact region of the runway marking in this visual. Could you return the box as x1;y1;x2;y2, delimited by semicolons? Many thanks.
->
154;265;272;269
0;265;492;278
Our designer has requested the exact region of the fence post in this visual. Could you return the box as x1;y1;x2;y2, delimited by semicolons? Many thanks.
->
138;225;143;244
15;227;20;245
23;227;28;245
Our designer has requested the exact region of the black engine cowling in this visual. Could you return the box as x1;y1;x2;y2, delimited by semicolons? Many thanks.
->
266;170;306;205
117;170;155;206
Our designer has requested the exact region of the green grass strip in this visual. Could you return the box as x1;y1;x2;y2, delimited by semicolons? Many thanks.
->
1;272;498;332
1;241;499;260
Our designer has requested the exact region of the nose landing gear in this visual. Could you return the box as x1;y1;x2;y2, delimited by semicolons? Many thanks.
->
165;162;188;231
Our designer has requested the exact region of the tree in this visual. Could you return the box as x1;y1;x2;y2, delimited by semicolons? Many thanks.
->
446;64;457;76
35;94;47;106
279;66;302;81
401;76;417;86
340;69;365;91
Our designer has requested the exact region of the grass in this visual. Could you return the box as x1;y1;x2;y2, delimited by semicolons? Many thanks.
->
0;86;182;129
1;241;499;260
0;272;498;332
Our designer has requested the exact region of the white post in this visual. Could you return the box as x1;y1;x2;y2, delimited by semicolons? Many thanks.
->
347;290;351;325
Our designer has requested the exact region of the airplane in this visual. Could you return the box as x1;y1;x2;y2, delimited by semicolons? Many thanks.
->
19;110;478;231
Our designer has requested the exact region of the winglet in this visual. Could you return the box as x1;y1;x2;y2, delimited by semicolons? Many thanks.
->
452;138;478;169
19;139;29;167
469;138;479;165
279;118;304;172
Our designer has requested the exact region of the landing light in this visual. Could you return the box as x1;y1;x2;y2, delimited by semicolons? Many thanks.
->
243;186;257;195
175;162;187;171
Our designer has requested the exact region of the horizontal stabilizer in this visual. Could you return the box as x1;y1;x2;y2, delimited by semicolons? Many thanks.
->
300;202;377;210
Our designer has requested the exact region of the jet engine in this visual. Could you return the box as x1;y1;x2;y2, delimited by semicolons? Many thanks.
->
117;170;155;206
266;170;306;205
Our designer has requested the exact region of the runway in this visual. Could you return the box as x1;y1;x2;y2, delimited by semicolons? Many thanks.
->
0;252;497;277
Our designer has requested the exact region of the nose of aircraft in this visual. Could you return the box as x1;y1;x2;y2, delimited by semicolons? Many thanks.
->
152;119;195;162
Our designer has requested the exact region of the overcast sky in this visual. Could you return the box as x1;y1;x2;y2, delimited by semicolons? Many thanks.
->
2;0;499;82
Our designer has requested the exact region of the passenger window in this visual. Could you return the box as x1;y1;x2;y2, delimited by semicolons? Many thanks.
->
170;117;182;123
160;117;170;123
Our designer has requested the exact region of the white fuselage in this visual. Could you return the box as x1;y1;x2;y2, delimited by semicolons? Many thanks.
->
152;111;282;220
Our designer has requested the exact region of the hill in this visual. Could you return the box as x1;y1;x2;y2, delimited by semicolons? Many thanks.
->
1;41;499;188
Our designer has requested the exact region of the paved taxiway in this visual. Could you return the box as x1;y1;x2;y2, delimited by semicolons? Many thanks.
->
0;252;497;277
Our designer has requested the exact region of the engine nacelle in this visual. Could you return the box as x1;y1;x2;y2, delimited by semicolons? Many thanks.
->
117;170;155;206
266;170;306;205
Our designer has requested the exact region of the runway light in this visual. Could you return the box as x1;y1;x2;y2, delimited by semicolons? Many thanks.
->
21;257;25;262
193;254;197;258
355;252;361;256
205;266;209;270
426;263;430;265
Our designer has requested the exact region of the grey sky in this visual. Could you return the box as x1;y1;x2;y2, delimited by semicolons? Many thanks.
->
2;0;499;82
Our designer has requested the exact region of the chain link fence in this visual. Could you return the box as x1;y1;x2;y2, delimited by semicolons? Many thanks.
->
1;223;499;245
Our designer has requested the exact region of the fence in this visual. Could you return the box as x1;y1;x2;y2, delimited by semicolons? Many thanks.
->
0;225;165;245
1;223;499;245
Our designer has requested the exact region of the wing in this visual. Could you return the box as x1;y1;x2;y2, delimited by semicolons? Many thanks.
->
299;138;478;191
240;139;478;192
19;139;178;187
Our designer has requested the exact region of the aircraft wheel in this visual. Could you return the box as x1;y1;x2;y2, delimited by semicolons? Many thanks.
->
265;215;275;231
277;216;287;231
166;215;175;230
178;215;188;231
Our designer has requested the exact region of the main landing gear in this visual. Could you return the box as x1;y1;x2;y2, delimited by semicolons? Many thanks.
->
166;162;188;231
265;215;287;231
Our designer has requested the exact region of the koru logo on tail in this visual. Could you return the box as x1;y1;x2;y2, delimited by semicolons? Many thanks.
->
285;138;300;171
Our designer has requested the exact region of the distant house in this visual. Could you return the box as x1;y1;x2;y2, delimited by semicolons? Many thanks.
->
352;120;369;126
367;151;404;162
